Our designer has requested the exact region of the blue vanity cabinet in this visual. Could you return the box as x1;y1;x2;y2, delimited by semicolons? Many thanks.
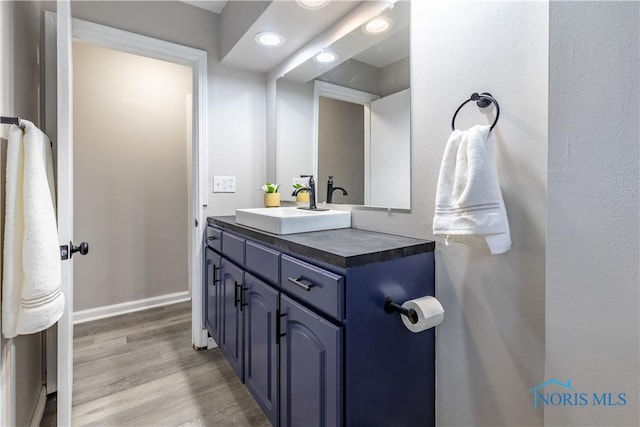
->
206;219;436;427
279;294;342;427
343;252;435;427
219;257;245;381
204;248;221;343
243;272;279;426
208;228;281;425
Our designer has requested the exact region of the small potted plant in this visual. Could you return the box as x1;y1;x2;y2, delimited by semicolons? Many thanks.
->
261;182;280;207
292;183;310;203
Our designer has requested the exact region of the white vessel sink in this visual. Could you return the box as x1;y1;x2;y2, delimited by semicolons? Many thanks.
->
236;207;351;235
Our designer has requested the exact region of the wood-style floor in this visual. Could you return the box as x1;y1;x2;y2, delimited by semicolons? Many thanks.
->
41;301;271;426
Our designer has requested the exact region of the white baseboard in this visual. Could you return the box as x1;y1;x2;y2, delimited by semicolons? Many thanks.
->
73;291;191;324
29;386;47;427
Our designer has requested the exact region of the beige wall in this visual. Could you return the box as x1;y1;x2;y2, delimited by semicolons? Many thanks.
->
318;97;364;204
72;42;191;311
1;1;48;425
70;1;267;218
351;2;548;425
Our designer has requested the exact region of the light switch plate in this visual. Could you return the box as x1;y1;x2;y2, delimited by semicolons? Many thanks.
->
213;176;236;193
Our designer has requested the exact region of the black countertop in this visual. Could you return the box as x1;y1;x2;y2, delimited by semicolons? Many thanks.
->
208;216;435;269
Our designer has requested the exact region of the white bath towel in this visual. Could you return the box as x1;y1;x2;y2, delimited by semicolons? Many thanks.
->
433;125;511;254
2;120;64;338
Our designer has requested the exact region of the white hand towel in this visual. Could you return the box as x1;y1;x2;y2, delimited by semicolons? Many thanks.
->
433;125;511;254
2;120;64;338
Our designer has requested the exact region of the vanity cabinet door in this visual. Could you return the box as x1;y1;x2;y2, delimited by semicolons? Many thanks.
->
244;273;279;426
280;294;343;427
220;258;244;381
205;248;221;343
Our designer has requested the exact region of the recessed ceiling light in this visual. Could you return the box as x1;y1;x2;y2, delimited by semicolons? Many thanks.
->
254;32;285;47
363;16;393;35
314;51;338;64
296;0;330;10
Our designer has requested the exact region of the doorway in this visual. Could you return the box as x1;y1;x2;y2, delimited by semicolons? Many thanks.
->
43;13;209;424
72;42;192;319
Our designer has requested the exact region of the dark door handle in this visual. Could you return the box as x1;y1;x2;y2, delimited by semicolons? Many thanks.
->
70;241;89;258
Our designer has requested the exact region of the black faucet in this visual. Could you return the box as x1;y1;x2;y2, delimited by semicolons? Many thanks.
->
292;175;328;211
292;174;316;210
326;176;348;204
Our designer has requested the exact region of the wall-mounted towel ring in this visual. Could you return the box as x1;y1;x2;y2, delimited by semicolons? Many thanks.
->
451;92;500;132
1;116;53;147
1;116;23;128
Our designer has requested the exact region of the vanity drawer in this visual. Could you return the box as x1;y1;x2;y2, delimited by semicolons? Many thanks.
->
246;241;280;285
206;226;222;252
222;231;245;266
280;254;344;320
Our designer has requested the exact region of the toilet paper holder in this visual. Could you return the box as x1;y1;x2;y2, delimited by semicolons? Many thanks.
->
384;297;419;325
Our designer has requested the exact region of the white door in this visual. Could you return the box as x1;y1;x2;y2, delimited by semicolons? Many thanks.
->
55;2;75;426
45;7;208;425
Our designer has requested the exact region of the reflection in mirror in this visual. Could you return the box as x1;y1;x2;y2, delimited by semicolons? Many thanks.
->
318;96;364;205
275;0;411;209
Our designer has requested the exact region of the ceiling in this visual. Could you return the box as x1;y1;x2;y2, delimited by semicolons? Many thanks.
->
181;0;228;15
180;1;409;75
219;1;359;73
280;0;409;83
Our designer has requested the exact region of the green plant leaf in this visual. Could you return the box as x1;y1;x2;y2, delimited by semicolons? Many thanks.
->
262;182;279;193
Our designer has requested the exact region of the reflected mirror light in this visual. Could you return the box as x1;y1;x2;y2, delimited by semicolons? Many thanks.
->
363;16;393;35
296;0;330;10
314;51;338;63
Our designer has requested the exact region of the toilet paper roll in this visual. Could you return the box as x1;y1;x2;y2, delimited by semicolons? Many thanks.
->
401;296;445;333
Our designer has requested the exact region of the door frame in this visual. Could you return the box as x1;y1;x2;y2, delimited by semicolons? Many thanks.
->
312;81;378;204
67;16;209;350
43;11;209;422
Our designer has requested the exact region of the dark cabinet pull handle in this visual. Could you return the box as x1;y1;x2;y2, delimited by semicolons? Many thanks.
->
240;286;249;311
206;259;213;286
288;277;313;291
207;235;217;241
234;281;240;307
276;310;287;344
212;265;219;286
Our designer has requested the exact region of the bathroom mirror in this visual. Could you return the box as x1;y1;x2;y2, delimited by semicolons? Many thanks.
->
275;0;411;209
